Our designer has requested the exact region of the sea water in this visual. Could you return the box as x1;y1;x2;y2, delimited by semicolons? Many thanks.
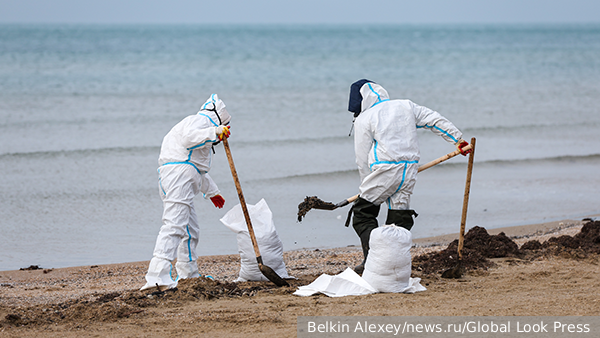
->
1;24;599;271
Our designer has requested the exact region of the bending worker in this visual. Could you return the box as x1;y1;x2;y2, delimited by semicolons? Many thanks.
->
141;94;231;291
347;79;471;274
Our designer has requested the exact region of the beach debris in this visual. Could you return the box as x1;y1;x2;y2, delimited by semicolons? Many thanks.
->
414;221;600;277
297;196;336;222
4;314;22;325
20;265;42;271
521;220;600;255
1;224;598;328
440;263;463;279
414;226;519;276
146;285;178;298
0;275;309;327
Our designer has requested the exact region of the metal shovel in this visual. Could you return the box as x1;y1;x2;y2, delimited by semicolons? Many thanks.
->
222;137;289;287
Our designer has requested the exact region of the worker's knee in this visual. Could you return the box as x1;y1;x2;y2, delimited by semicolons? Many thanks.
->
351;197;380;236
385;209;418;231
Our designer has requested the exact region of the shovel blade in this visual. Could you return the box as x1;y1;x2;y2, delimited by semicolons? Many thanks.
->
441;262;463;279
259;264;289;287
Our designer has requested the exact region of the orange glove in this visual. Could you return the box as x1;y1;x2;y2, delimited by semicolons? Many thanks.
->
216;126;230;141
210;194;225;209
456;139;472;156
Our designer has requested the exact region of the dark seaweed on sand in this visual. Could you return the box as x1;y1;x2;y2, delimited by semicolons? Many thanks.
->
413;221;600;275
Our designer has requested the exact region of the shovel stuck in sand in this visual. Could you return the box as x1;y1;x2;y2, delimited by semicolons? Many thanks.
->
223;137;289;287
442;137;476;279
297;143;474;222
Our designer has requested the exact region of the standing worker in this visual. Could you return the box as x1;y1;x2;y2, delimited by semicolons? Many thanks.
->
347;79;471;274
141;94;232;291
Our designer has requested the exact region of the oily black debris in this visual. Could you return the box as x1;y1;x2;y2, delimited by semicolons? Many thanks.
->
413;221;600;276
2;222;598;329
0;276;314;328
297;196;335;222
520;220;600;256
413;226;508;275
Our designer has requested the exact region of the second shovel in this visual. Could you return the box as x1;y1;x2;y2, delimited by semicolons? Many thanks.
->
222;137;289;287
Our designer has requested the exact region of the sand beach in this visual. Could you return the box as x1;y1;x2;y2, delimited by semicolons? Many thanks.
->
2;21;600;338
1;217;598;337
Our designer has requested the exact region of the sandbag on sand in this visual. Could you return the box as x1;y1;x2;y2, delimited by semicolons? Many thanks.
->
294;225;425;297
362;225;426;293
220;198;290;282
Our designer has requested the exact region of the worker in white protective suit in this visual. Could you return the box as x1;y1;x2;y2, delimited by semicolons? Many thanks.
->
347;79;471;274
141;94;232;291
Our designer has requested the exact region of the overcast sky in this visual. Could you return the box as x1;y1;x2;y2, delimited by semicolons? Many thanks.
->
1;0;599;25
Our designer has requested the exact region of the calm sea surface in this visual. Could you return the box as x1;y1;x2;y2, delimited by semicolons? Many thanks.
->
1;24;599;270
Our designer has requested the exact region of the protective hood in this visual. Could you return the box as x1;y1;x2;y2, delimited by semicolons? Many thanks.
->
348;80;390;117
348;79;373;116
201;94;231;125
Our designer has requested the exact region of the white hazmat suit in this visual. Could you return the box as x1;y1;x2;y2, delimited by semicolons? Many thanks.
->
353;81;463;209
141;94;231;291
348;79;466;274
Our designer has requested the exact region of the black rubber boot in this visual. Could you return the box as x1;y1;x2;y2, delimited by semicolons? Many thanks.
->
385;209;418;231
353;230;373;275
351;197;380;274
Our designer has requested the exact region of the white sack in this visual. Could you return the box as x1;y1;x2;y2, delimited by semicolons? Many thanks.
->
362;225;426;293
220;198;290;282
293;225;425;297
293;268;377;297
293;268;425;297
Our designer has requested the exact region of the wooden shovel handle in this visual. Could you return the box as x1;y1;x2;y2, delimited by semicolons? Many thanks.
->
418;143;473;172
336;194;359;207
458;138;476;260
222;137;263;260
344;143;474;205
